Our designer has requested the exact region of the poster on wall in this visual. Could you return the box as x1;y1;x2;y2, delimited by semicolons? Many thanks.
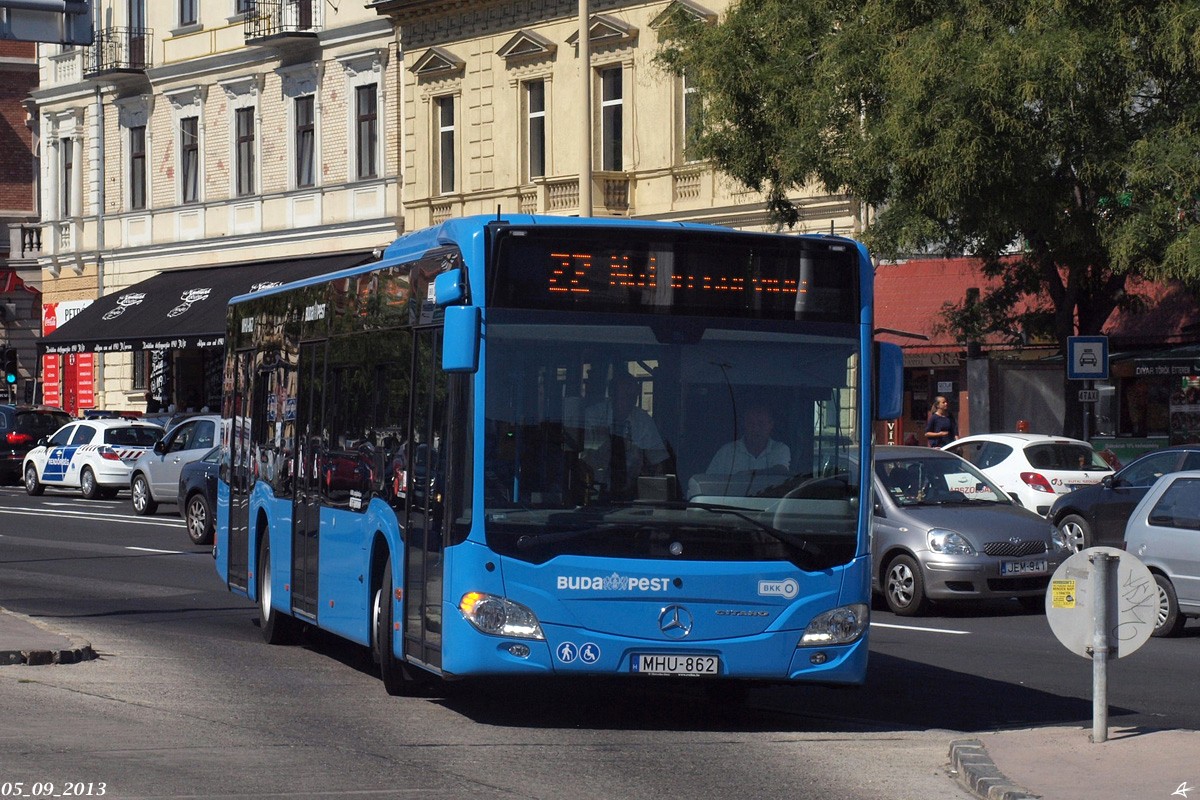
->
42;300;94;413
1169;383;1200;445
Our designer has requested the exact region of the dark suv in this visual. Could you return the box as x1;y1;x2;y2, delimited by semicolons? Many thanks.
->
0;404;73;484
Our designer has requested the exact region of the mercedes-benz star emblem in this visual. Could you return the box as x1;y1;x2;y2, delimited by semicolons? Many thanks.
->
658;605;693;639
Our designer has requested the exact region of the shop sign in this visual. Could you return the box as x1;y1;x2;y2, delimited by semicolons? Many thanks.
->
905;352;962;367
1134;360;1200;377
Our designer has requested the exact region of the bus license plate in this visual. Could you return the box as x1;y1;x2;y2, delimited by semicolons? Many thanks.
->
632;654;720;676
1001;559;1048;576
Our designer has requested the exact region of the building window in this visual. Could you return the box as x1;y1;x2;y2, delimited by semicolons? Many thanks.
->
295;95;315;188
132;350;149;391
235;107;255;196
681;72;702;163
526;80;546;181
235;0;250;13
60;137;73;217
179;0;197;26
181;116;199;204
355;84;378;180
435;95;455;194
600;67;622;171
130;125;146;209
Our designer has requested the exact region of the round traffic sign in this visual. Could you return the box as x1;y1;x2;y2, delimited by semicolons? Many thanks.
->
1045;546;1155;659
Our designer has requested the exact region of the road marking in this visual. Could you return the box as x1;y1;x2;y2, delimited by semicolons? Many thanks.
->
0;506;184;528
871;622;971;635
126;546;187;555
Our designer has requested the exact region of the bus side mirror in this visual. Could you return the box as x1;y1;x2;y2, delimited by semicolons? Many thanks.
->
433;269;466;306
875;341;903;421
442;306;481;373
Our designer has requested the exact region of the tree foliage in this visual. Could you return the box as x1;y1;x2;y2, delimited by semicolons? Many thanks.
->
657;0;1200;353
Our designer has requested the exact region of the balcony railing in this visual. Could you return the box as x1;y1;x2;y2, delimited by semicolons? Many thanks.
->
86;27;153;76
244;0;319;42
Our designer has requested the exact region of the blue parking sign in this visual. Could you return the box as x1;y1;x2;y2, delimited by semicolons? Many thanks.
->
1067;336;1108;380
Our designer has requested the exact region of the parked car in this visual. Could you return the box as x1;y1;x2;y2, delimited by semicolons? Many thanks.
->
872;446;1073;616
178;446;219;546
1123;470;1200;637
129;414;220;516
944;433;1113;516
1049;445;1200;551
0;404;72;485
23;418;164;499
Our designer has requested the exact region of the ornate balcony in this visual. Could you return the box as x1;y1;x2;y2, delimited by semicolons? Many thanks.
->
245;0;320;44
85;27;153;77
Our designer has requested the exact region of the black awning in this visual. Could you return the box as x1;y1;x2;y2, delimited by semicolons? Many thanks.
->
39;251;375;355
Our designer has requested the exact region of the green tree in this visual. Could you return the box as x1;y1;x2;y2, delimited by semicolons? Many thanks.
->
659;0;1200;436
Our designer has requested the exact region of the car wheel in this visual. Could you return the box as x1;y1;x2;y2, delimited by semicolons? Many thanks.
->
258;535;298;645
1057;513;1092;552
884;554;928;616
1152;573;1186;638
131;474;158;516
24;463;44;496
80;467;101;500
185;492;213;546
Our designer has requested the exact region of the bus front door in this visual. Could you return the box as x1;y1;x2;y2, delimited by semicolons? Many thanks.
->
403;329;445;672
291;342;324;620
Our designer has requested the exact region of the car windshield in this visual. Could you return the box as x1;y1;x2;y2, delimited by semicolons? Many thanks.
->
104;426;162;447
15;411;71;438
876;456;1010;507
1024;443;1110;472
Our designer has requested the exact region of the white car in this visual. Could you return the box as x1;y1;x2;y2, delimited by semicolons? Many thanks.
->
23;418;165;499
129;414;219;516
1124;470;1200;637
944;433;1113;516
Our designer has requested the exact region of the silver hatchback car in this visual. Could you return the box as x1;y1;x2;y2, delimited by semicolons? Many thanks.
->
1124;470;1200;637
129;414;220;516
872;446;1073;616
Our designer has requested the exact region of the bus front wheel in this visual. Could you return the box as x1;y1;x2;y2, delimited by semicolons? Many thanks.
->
374;558;435;696
258;536;299;645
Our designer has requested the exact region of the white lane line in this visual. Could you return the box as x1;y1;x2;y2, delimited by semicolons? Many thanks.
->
871;622;971;635
0;507;185;528
126;546;187;555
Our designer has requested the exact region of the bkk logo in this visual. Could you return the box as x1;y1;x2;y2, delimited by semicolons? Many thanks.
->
557;572;670;592
758;578;799;599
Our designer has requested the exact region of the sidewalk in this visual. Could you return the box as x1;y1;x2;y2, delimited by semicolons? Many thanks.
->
951;725;1200;800
0;607;95;666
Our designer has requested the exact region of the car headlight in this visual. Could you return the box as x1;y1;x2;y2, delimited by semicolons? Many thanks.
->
928;528;975;555
459;592;545;640
799;603;869;646
1050;525;1073;553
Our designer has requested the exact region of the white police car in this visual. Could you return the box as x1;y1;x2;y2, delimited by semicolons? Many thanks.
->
23;418;164;499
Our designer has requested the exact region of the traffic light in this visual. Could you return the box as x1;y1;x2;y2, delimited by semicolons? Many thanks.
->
3;348;17;386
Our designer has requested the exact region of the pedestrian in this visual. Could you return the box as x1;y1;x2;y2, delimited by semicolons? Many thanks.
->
144;391;159;414
925;395;957;447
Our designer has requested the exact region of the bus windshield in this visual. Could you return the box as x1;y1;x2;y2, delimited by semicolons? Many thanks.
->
483;310;860;570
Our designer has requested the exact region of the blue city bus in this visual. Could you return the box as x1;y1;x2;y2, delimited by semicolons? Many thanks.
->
215;214;902;695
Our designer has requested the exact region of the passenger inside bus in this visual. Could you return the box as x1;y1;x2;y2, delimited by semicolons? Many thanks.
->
582;370;669;501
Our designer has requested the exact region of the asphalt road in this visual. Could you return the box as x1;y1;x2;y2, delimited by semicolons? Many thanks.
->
0;485;1196;799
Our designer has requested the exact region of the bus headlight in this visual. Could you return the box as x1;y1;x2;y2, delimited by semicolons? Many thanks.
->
799;603;869;646
459;592;545;640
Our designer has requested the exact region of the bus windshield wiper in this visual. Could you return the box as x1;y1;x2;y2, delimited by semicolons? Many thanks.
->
632;500;822;570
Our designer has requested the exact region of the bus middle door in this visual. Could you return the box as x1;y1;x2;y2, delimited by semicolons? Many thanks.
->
292;341;325;621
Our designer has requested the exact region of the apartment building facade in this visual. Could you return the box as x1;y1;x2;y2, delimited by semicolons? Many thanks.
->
33;0;400;413
33;0;858;414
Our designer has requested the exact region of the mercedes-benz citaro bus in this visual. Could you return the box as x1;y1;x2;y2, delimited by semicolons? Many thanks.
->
214;214;902;696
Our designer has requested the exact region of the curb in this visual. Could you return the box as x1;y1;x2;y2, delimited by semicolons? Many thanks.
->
0;610;97;667
949;739;1039;800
